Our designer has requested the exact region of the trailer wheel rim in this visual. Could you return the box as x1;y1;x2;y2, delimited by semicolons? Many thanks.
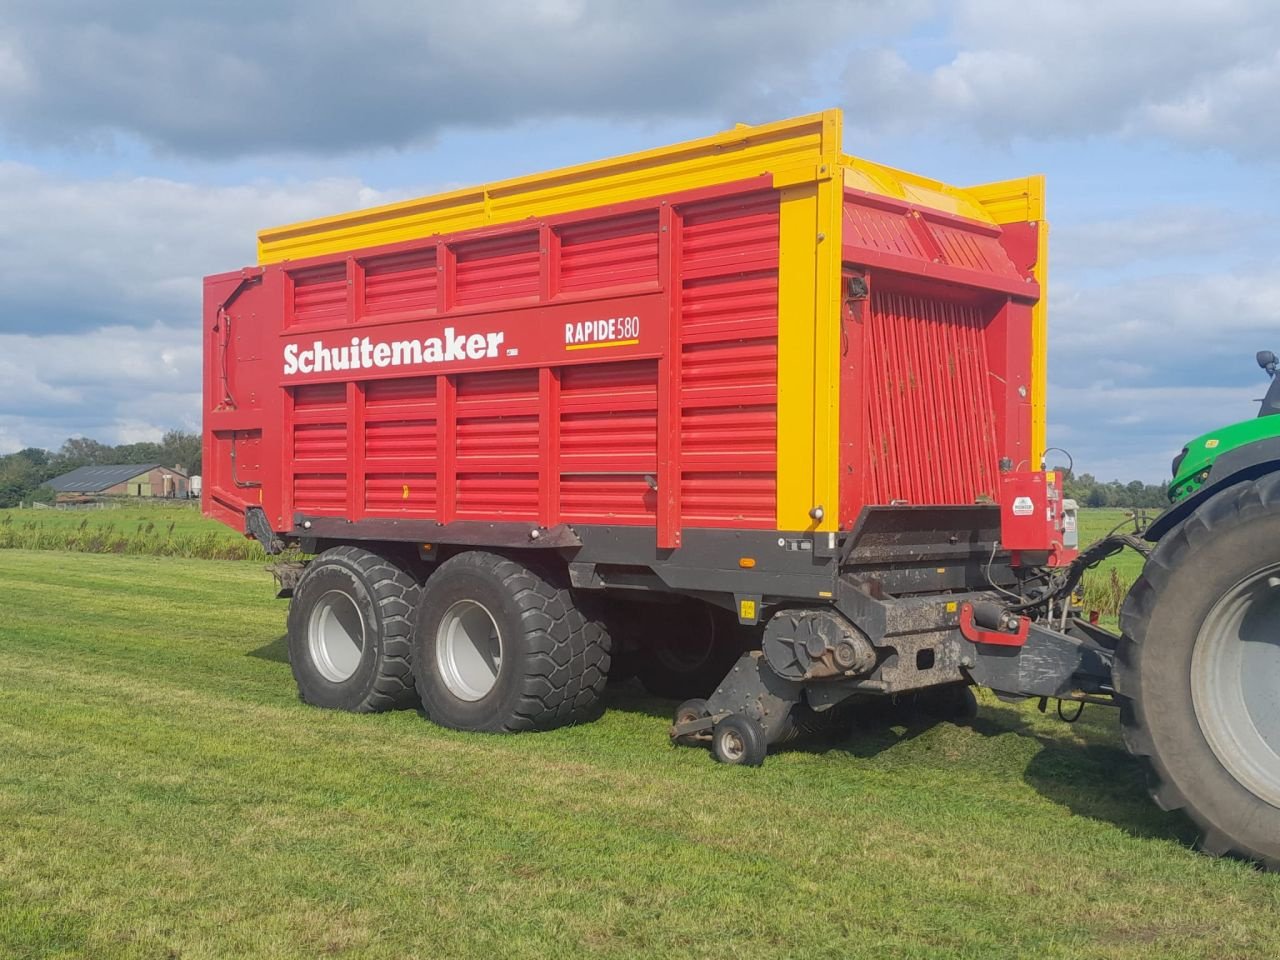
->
308;590;366;683
436;599;503;702
1192;565;1280;807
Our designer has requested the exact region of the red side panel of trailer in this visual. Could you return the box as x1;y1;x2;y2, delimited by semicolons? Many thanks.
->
204;181;780;548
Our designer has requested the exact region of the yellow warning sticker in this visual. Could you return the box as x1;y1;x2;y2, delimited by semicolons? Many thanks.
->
740;599;757;621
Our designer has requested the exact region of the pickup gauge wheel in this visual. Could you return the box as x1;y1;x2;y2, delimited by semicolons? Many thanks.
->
712;714;767;767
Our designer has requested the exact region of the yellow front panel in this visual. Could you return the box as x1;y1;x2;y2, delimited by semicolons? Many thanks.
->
776;182;820;529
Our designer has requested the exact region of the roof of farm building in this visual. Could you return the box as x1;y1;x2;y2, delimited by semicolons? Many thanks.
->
45;464;186;493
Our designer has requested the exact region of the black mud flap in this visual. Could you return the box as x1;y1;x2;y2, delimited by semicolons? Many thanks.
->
245;505;284;556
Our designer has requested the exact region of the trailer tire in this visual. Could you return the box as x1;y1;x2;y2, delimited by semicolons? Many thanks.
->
413;551;610;732
1116;475;1280;868
287;546;421;713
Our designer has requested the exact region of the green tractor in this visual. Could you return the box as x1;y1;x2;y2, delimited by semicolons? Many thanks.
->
1114;349;1280;866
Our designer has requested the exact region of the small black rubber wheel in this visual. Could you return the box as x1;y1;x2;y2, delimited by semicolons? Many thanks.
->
712;714;767;766
286;545;421;712
671;697;710;746
1117;475;1280;867
413;551;610;732
637;603;746;701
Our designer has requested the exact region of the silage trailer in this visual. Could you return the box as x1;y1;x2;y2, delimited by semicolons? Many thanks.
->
203;110;1280;867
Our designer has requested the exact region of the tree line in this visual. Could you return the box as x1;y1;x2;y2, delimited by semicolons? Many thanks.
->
1057;471;1169;509
0;431;201;508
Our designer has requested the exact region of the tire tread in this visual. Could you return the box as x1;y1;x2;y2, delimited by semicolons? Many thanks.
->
1116;479;1276;865
293;545;421;713
419;551;610;732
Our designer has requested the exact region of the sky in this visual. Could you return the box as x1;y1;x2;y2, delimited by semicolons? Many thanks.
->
0;0;1278;481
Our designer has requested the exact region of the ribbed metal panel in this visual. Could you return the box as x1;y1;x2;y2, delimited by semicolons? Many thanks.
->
231;184;807;535
362;377;437;515
843;199;1023;282
558;212;659;292
290;264;347;326
362;249;437;317
454;232;540;306
930;222;1018;276
455;369;539;518
863;288;1001;504
364;420;435;462
293;473;347;513
842;204;927;259
292;381;346;414
559;359;658;523
456;474;539;519
366;473;436;514
363;375;436;410
678;192;779;527
293;422;347;461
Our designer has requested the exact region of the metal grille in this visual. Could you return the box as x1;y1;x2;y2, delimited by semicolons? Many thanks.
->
863;288;1001;505
678;192;779;527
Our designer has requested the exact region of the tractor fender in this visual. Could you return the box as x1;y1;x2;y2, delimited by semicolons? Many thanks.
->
1147;436;1280;542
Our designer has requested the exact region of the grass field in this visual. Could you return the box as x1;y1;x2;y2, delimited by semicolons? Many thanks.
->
2;500;224;538
2;549;1278;959
0;501;263;560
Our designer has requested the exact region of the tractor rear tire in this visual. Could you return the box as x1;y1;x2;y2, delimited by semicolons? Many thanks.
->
1117;476;1280;867
413;551;611;732
287;546;421;713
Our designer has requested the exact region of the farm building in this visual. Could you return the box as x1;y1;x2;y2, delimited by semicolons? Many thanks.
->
45;464;190;501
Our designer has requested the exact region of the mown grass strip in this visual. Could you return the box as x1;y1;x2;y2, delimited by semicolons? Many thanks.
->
1;550;1277;959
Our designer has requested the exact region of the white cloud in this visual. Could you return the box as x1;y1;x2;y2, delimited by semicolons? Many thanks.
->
1047;383;1258;482
1045;248;1280;481
0;164;402;449
0;164;401;333
0;0;899;158
843;0;1280;155
1053;208;1269;271
0;322;202;448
